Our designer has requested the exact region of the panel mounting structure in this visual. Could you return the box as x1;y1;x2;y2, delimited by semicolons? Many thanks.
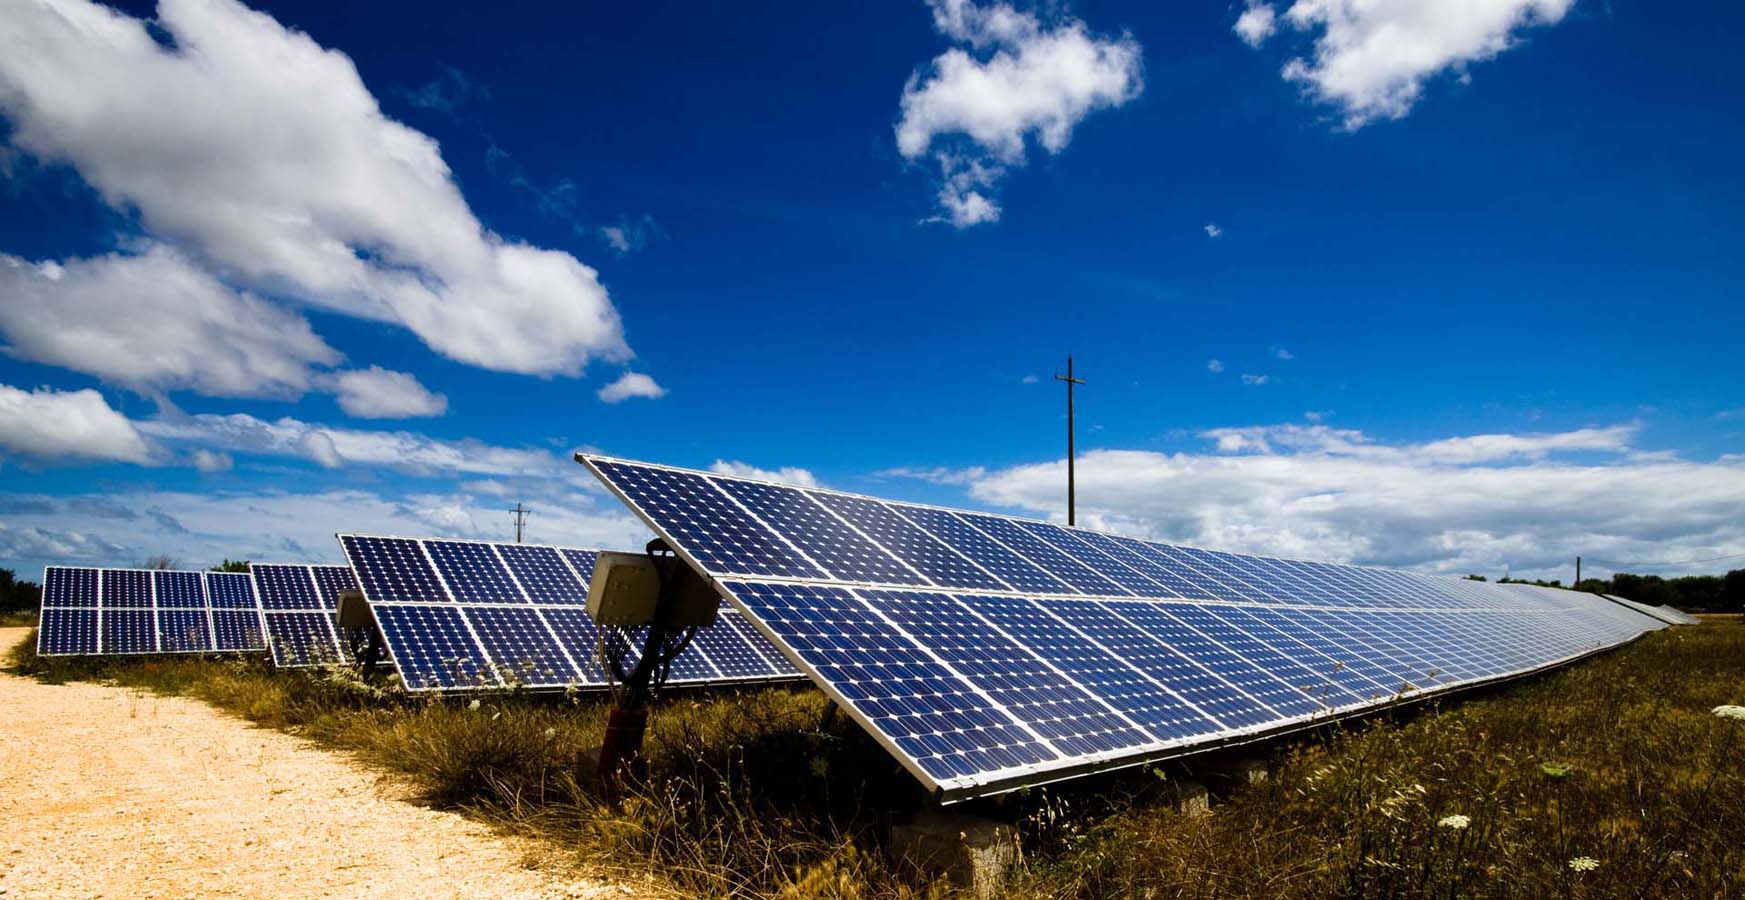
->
250;563;362;666
579;454;1668;803
336;534;804;693
36;566;267;657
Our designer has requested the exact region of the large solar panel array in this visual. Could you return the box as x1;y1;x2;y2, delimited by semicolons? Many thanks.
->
581;455;1669;802
36;566;266;656
249;564;362;666
1604;593;1700;626
337;534;805;692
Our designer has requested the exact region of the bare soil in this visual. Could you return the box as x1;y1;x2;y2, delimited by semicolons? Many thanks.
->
0;628;630;900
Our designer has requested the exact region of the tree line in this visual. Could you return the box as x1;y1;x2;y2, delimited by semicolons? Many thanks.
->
1467;569;1745;613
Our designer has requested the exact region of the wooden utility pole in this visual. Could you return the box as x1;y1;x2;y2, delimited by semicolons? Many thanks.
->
1575;556;1581;586
1054;356;1085;526
510;503;530;543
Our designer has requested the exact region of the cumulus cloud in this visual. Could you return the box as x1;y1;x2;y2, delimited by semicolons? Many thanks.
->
1203;223;1223;238
190;449;234;473
1243;0;1575;128
1207;358;1225;373
1241;373;1270;385
709;460;820;488
0;383;155;465
0;485;653;575
0;0;629;376
330;366;448;419
597;372;667;404
139;413;559;477
961;422;1745;580
897;0;1142;227
877;465;989;486
598;215;665;256
0;246;339;399
1234;3;1278;47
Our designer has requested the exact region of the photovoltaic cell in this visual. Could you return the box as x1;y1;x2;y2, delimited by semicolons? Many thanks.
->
39;608;97;655
339;535;806;693
157;609;211;652
153;571;205;608
581;455;1670;801
38;566;266;657
213;609;267;653
206;572;259;609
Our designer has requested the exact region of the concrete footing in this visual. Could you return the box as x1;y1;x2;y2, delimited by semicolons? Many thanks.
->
889;809;1021;899
1211;756;1269;787
1169;778;1211;816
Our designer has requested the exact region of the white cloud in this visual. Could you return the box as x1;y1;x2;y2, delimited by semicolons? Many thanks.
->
0;485;653;575
1203;223;1223;238
1241;373;1270;385
877;465;989;486
0;0;629;376
1235;4;1278;47
1303;410;1328;423
598;215;665;256
0;246;339;399
139;413;560;477
963;423;1745;580
1021;374;1041;384
709;460;820;488
1258;0;1575;129
330;366;448;419
596;372;666;404
190;449;234;473
0;383;155;465
897;0;1142;227
1207;358;1225;373
1275;347;1295;360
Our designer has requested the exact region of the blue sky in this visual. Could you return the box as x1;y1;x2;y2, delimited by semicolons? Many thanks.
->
1;0;1741;582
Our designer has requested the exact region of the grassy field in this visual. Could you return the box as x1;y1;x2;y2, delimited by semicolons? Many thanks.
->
9;623;1744;898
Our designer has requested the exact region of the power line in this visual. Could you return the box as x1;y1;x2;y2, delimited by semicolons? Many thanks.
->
509;502;530;543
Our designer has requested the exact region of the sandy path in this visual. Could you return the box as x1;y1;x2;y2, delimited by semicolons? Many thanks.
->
0;628;631;900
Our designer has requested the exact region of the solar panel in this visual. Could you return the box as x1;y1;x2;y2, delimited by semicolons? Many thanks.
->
581;455;1669;802
249;564;359;666
1599;593;1699;626
36;566;268;656
337;534;808;693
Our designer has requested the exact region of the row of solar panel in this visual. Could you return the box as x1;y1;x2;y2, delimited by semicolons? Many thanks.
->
36;567;266;655
721;581;1658;786
588;460;1591;612
336;535;805;692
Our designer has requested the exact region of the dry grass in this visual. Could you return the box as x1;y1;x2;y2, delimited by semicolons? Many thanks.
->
10;623;1744;898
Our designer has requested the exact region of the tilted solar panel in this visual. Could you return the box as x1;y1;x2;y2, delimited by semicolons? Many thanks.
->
336;534;804;693
249;563;359;666
580;455;1668;802
36;566;268;656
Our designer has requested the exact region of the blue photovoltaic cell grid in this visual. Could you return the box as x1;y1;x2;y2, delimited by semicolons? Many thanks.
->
809;492;1005;591
686;610;776;677
39;609;96;655
539;607;607;683
311;565;360;609
958;513;1127;596
373;604;498;690
956;593;1222;743
728;580;1056;780
463;606;580;685
101;570;152;608
342;536;449;603
426;540;525;604
891;505;1067;594
264;614;336;665
1166;603;1362;710
213;610;266;652
594;460;823;579
1038;599;1278;730
866;589;1152;758
206;572;259;609
254;564;322;610
498;544;590;604
584;457;1669;799
44;566;98;607
559;548;599;584
153;571;205;608
157;609;211;652
102;609;156;654
712;478;923;585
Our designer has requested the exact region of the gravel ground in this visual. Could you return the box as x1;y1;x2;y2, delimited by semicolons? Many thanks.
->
0;628;634;900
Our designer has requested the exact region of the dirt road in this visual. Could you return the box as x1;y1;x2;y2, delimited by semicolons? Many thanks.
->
0;628;628;899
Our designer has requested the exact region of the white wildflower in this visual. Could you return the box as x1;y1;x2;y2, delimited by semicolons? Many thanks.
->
544;727;557;740
468;698;481;710
1568;856;1599;872
1712;704;1745;721
1438;814;1471;830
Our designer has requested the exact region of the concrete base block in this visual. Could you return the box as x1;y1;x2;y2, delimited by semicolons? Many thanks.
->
1171;778;1211;816
890;809;1020;899
1215;757;1269;787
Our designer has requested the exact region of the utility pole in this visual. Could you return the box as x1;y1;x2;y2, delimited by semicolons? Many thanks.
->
1575;556;1581;586
510;503;530;543
1054;355;1085;527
